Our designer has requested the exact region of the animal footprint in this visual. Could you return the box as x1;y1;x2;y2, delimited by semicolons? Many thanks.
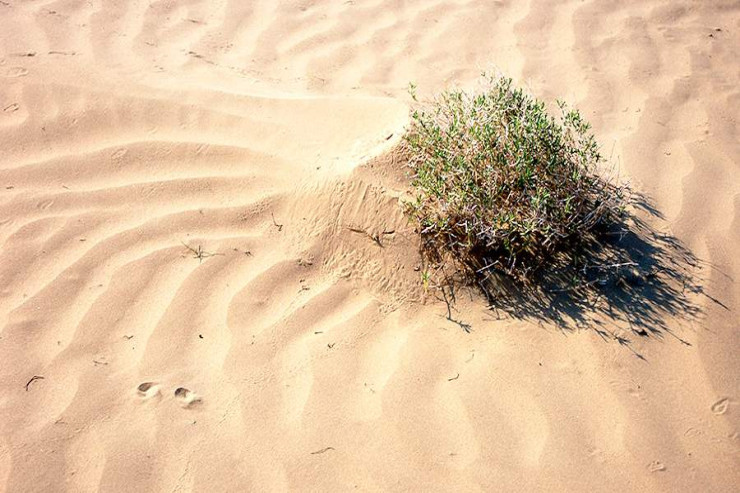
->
711;398;729;415
174;387;201;408
137;382;161;400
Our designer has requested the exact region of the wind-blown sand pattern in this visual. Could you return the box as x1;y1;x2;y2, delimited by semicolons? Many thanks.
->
1;1;738;491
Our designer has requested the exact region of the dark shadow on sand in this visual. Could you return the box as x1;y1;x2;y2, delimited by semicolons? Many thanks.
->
453;193;729;359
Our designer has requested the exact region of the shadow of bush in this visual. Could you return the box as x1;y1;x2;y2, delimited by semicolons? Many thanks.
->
437;194;727;358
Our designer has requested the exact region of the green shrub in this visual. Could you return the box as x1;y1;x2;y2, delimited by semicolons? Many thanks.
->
402;76;627;291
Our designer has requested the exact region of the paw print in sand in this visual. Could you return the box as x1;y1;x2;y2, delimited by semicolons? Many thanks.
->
174;387;201;408
137;382;161;400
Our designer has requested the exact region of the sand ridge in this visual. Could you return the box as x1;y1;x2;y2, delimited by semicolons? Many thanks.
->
1;0;739;491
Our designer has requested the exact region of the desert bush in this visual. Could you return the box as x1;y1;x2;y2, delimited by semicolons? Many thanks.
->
402;76;628;294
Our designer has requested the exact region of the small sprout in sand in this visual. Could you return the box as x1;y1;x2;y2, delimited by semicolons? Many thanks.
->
420;269;431;292
181;241;222;263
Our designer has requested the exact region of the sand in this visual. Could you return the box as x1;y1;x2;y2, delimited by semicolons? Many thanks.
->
1;0;738;491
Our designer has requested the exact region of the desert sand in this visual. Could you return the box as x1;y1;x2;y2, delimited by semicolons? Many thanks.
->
0;1;738;491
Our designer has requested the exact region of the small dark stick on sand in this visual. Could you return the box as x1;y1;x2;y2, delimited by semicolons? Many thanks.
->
347;226;394;247
271;213;283;231
25;375;44;391
311;447;335;455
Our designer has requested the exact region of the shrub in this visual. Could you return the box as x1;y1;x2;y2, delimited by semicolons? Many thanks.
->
401;76;628;293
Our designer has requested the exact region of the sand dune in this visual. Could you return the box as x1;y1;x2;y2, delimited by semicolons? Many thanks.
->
1;0;738;491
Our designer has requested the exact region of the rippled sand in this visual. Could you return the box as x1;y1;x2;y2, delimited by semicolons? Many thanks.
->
1;1;738;491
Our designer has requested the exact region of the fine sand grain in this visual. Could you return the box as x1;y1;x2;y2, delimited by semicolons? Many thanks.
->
1;1;738;491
